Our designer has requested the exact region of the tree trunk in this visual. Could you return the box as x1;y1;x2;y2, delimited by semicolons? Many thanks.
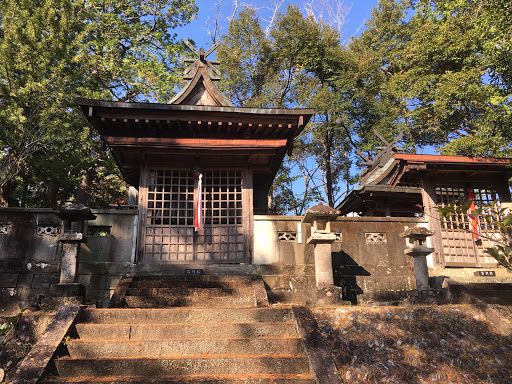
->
324;131;333;207
46;182;58;207
75;171;89;204
1;178;18;207
20;175;30;207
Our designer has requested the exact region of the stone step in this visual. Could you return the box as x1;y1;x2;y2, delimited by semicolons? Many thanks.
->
130;275;258;288
55;356;311;377
475;296;512;305
470;289;512;297
124;295;256;308
41;296;85;311
80;308;293;324
126;287;253;298
42;373;316;383
461;283;512;291
66;338;305;358
451;283;512;305
129;280;253;290
75;322;299;340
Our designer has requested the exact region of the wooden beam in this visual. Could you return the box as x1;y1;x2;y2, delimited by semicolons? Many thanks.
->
104;136;288;148
94;111;302;126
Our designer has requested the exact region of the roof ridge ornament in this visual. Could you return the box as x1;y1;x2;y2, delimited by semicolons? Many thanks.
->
183;39;221;81
358;130;405;169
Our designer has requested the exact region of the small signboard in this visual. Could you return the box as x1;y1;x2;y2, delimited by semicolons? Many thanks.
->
185;269;204;275
474;271;496;277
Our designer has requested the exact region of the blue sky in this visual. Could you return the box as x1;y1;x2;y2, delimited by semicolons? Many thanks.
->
176;0;439;207
179;0;381;51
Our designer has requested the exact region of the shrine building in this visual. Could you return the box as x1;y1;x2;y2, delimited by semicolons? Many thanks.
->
78;41;314;265
337;132;512;269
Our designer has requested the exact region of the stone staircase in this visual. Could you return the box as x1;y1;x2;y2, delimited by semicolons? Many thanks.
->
122;275;265;308
41;275;318;383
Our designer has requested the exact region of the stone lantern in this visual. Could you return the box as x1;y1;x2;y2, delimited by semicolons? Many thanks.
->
53;203;96;297
303;203;340;288
400;227;434;290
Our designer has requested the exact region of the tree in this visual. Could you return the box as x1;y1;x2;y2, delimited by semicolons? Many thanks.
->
217;4;358;212
216;7;276;108
0;0;86;205
349;0;512;157
79;0;198;102
0;0;198;207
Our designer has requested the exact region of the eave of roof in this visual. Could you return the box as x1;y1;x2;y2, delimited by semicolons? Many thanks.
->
337;185;421;213
393;153;512;166
78;97;315;190
78;97;315;118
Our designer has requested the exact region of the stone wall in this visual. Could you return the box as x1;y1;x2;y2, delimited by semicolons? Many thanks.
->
0;208;137;311
254;215;427;303
1;208;426;309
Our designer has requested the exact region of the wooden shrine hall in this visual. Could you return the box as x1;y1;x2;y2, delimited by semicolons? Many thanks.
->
338;131;512;268
79;41;314;264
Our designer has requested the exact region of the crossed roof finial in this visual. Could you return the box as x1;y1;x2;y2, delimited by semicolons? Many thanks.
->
183;39;221;81
357;130;405;169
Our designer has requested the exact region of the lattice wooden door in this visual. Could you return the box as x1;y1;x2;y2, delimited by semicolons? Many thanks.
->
436;185;499;267
196;170;245;262
142;169;246;263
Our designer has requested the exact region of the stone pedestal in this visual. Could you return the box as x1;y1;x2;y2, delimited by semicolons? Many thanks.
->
308;233;337;287
58;232;84;284
49;203;96;309
412;253;429;290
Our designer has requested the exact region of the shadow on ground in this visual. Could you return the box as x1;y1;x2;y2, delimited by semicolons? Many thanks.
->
313;305;512;384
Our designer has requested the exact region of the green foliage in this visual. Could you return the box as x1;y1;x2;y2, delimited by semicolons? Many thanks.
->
271;157;322;215
216;8;273;107
438;202;512;271
84;170;128;208
218;5;358;212
350;0;512;156
0;306;27;344
0;0;198;207
78;0;198;102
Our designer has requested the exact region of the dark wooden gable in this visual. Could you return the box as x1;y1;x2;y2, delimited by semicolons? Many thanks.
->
170;40;233;107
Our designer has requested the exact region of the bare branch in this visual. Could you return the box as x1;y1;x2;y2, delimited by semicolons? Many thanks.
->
302;0;352;42
205;0;224;44
262;0;286;38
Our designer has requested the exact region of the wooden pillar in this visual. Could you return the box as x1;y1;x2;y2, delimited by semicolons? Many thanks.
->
420;176;445;268
243;168;254;264
136;162;149;262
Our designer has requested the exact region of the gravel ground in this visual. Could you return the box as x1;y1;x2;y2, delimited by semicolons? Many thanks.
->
313;305;512;384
